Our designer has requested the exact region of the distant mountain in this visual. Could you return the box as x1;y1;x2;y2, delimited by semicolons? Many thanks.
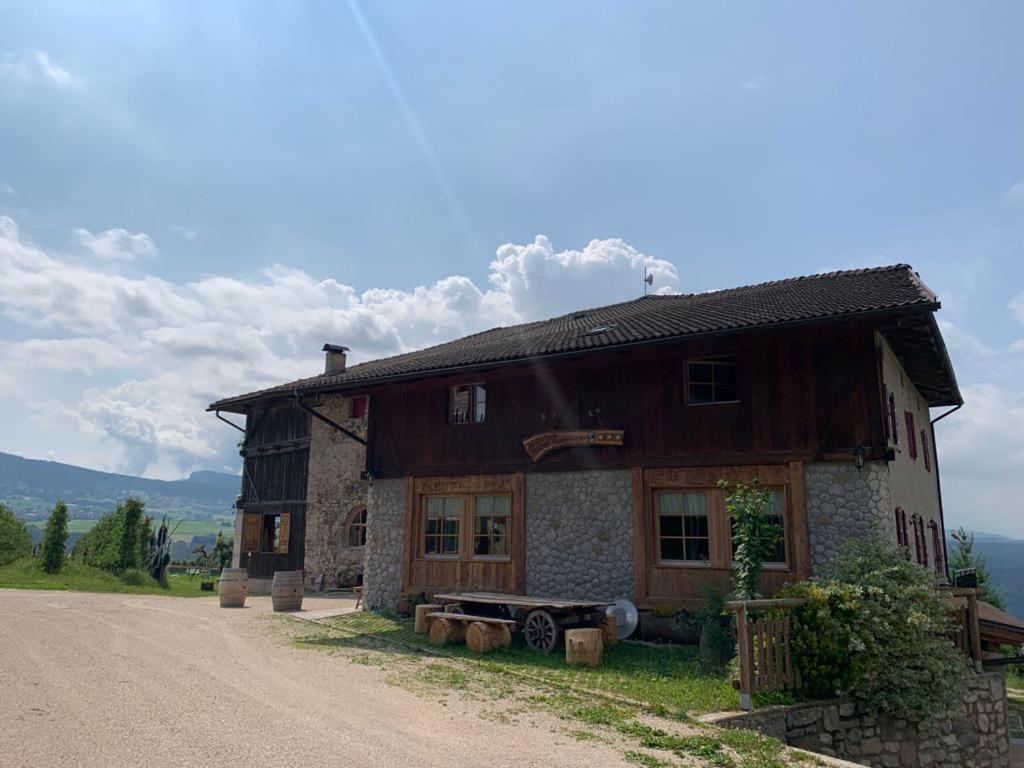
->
0;451;240;521
948;532;1024;622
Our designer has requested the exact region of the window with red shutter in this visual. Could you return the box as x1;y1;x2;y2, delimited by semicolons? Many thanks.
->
929;521;943;576
895;507;907;547
889;393;899;445
921;429;931;471
905;411;917;459
911;514;923;564
350;396;368;419
920;518;928;568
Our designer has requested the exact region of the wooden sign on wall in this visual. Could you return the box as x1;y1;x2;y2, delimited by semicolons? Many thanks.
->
522;429;624;462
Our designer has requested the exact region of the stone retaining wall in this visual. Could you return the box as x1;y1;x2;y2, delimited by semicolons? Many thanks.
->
361;478;405;611
524;469;634;601
709;673;1011;767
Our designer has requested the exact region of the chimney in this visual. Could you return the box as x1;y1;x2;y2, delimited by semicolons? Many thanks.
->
322;344;349;375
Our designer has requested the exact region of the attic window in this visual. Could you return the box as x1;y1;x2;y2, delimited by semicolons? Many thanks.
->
585;323;618;335
686;357;739;405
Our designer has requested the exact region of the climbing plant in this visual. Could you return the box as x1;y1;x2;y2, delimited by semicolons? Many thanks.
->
719;480;781;600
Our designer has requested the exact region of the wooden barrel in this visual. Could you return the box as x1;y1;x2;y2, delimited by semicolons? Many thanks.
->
218;568;248;608
271;570;304;612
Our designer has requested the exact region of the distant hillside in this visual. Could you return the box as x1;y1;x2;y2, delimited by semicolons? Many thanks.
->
0;451;240;522
949;533;1024;621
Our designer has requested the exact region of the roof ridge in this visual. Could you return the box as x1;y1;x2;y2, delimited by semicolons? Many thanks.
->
648;264;915;301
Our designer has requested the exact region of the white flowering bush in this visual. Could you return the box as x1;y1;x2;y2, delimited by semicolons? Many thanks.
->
782;536;970;721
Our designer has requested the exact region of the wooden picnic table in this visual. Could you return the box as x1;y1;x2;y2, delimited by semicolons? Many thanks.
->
432;591;613;653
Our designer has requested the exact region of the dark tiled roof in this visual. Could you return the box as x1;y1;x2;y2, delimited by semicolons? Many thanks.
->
210;264;956;411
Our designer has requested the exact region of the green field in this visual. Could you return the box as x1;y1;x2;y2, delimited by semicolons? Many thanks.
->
27;517;234;541
0;558;215;597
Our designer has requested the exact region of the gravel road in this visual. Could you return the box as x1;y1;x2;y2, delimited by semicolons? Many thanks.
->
0;589;626;768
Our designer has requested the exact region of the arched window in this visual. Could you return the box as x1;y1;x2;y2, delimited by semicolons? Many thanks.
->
346;507;367;547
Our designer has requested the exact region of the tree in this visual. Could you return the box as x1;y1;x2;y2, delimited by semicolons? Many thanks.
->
40;500;70;574
0;503;32;566
948;527;1005;610
720;480;781;599
212;531;233;571
119;498;145;572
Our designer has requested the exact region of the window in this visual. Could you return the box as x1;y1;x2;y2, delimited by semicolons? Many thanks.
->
657;491;710;563
905;411;918;459
424;496;461;555
346;507;367;547
449;384;486;424
350;396;368;419
921;429;931;472
729;489;787;565
888;393;899;445
473;495;510;557
911;514;927;566
895;507;909;548
929;521;943;576
242;512;290;554
686;358;738;405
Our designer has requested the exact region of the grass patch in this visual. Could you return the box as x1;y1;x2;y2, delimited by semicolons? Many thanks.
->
624;751;675;767
417;663;472;690
311;611;738;714
0;557;211;596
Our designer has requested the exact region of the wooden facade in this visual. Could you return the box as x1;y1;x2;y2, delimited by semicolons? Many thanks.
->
238;401;310;579
367;324;885;479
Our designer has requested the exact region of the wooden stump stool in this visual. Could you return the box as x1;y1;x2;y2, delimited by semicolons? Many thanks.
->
465;621;513;654
428;616;465;646
415;603;441;634
565;628;604;667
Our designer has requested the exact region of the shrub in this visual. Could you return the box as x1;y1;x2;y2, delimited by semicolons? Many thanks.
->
784;535;970;720
120;567;151;586
40;499;70;574
697;589;735;671
0;503;32;566
119;498;144;572
75;498;151;575
948;527;1005;610
776;581;862;698
720;480;781;599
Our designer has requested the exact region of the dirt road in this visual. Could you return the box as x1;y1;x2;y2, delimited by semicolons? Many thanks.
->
0;589;625;768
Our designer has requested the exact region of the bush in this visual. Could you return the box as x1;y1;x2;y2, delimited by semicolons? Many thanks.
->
40;500;70;574
783;536;970;720
0;503;32;566
120;567;150;586
75;498;151;575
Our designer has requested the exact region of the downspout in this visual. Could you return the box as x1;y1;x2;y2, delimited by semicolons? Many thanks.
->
931;403;963;583
293;390;367;446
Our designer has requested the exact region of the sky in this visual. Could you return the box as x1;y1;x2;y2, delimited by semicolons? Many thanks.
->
1;2;1023;536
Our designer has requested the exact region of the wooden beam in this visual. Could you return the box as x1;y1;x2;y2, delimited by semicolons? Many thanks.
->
631;467;647;604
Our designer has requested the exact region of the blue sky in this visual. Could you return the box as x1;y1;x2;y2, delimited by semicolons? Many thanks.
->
1;2;1023;535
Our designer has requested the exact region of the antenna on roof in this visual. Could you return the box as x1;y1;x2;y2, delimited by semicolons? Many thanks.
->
643;266;654;296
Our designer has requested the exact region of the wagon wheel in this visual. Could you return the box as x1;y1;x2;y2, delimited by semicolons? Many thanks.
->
524;609;561;653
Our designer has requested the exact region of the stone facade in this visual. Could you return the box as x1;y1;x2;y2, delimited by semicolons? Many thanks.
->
805;461;894;572
303;394;369;589
524;469;634;601
710;673;1011;768
361;477;406;612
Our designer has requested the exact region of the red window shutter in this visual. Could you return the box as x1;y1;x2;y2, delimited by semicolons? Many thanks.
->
895;507;909;548
889;394;899;444
350;396;367;419
920;519;928;568
905;411;917;459
911;515;923;564
929;522;943;575
921;430;931;472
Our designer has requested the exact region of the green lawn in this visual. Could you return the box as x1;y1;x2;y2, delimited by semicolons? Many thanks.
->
27;517;234;541
305;611;739;715
0;557;215;597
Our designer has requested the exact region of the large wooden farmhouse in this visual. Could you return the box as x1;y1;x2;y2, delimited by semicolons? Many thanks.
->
209;265;961;609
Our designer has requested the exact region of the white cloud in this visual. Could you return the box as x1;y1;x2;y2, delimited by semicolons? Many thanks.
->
1;50;86;87
1007;180;1024;205
75;227;157;261
0;217;677;479
741;75;768;91
170;225;198;241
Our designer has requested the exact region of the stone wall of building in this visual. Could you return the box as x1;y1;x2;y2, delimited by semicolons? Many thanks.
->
709;673;1011;768
361;477;406;611
805;461;894;572
524;469;634;601
303;394;369;589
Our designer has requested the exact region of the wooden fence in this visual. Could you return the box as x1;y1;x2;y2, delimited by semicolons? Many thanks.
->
726;598;807;711
728;589;984;711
